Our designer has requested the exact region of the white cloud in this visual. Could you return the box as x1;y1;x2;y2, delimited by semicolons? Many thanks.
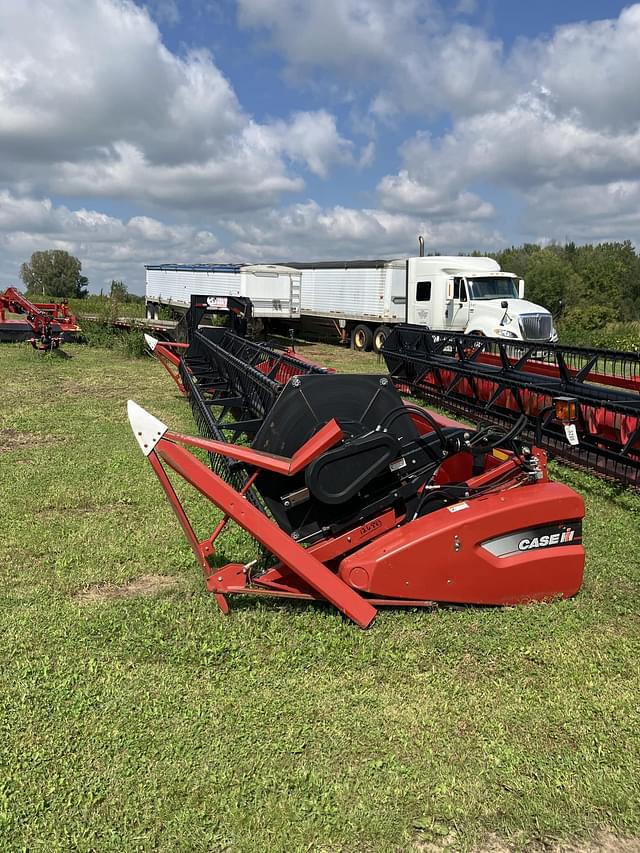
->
258;111;355;178
0;0;354;210
521;180;640;242
222;200;503;260
236;1;640;246
3;0;640;294
375;6;640;245
535;5;640;131
237;0;511;118
379;93;640;203
46;140;304;212
0;191;221;291
0;191;503;294
378;169;494;220
145;0;179;24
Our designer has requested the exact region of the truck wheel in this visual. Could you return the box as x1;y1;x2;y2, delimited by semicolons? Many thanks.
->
351;324;373;352
372;325;391;353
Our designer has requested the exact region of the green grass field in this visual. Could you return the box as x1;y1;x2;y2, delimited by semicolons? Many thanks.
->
1;341;639;852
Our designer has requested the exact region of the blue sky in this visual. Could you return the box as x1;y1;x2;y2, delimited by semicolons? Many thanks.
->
0;1;638;292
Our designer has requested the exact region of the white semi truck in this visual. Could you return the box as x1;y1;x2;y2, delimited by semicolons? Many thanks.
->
145;255;556;351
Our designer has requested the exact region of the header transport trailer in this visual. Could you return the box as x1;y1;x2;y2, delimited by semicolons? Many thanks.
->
145;255;556;351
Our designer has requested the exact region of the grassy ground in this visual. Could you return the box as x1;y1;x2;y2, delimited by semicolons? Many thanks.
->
0;341;639;852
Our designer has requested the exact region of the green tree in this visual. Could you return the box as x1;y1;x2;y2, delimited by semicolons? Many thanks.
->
20;250;88;299
493;243;543;279
110;279;128;302
523;249;583;314
571;241;640;318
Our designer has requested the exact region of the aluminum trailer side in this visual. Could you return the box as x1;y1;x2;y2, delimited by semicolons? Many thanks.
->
145;264;301;331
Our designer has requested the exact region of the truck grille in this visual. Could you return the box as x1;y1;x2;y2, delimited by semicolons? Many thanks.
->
519;313;552;342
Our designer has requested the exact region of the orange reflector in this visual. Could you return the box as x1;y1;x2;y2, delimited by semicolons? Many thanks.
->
554;396;577;423
492;448;509;461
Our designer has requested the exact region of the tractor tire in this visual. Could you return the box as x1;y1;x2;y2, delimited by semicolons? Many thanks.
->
372;325;391;353
351;324;373;352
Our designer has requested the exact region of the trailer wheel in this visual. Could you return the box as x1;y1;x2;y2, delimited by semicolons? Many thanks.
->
351;324;373;352
372;325;391;353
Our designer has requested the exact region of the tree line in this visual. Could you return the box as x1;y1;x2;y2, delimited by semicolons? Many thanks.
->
490;241;640;335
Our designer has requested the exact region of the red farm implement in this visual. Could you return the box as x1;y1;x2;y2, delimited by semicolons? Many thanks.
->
131;297;585;627
0;287;80;349
382;325;640;489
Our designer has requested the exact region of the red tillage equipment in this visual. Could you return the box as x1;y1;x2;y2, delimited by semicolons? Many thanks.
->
133;301;585;627
0;287;80;349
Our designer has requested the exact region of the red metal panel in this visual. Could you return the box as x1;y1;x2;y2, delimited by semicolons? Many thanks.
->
165;418;343;476
152;343;186;393
154;437;377;628
338;482;585;605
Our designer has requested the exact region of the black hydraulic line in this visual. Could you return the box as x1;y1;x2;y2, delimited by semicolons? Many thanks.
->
470;413;530;455
379;404;449;450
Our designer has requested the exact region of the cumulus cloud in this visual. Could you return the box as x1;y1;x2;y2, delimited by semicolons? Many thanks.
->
521;180;640;243
237;0;512;118
0;190;503;293
236;1;640;245
146;0;179;24
257;111;356;178
46;140;304;212
375;6;640;244
0;0;354;210
3;1;640;292
0;191;221;291
534;5;640;132
378;93;640;210
222;200;503;260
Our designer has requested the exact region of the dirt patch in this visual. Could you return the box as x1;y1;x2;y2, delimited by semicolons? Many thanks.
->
74;573;181;604
0;428;44;451
60;378;130;399
418;831;640;853
476;832;640;852
0;428;64;452
35;500;128;518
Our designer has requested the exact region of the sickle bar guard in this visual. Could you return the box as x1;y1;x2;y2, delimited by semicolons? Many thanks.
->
134;322;585;625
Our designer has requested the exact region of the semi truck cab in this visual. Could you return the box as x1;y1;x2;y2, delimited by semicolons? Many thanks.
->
406;257;557;343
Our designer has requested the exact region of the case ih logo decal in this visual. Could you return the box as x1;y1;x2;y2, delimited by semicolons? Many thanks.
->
482;523;582;558
518;529;576;551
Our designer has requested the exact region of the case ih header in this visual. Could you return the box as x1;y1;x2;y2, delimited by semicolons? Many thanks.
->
0;287;80;349
131;296;585;627
381;325;640;489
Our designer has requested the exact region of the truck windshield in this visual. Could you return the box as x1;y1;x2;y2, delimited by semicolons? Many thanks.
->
467;277;519;301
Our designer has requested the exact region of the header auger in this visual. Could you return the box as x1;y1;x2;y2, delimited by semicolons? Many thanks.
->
133;297;585;627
